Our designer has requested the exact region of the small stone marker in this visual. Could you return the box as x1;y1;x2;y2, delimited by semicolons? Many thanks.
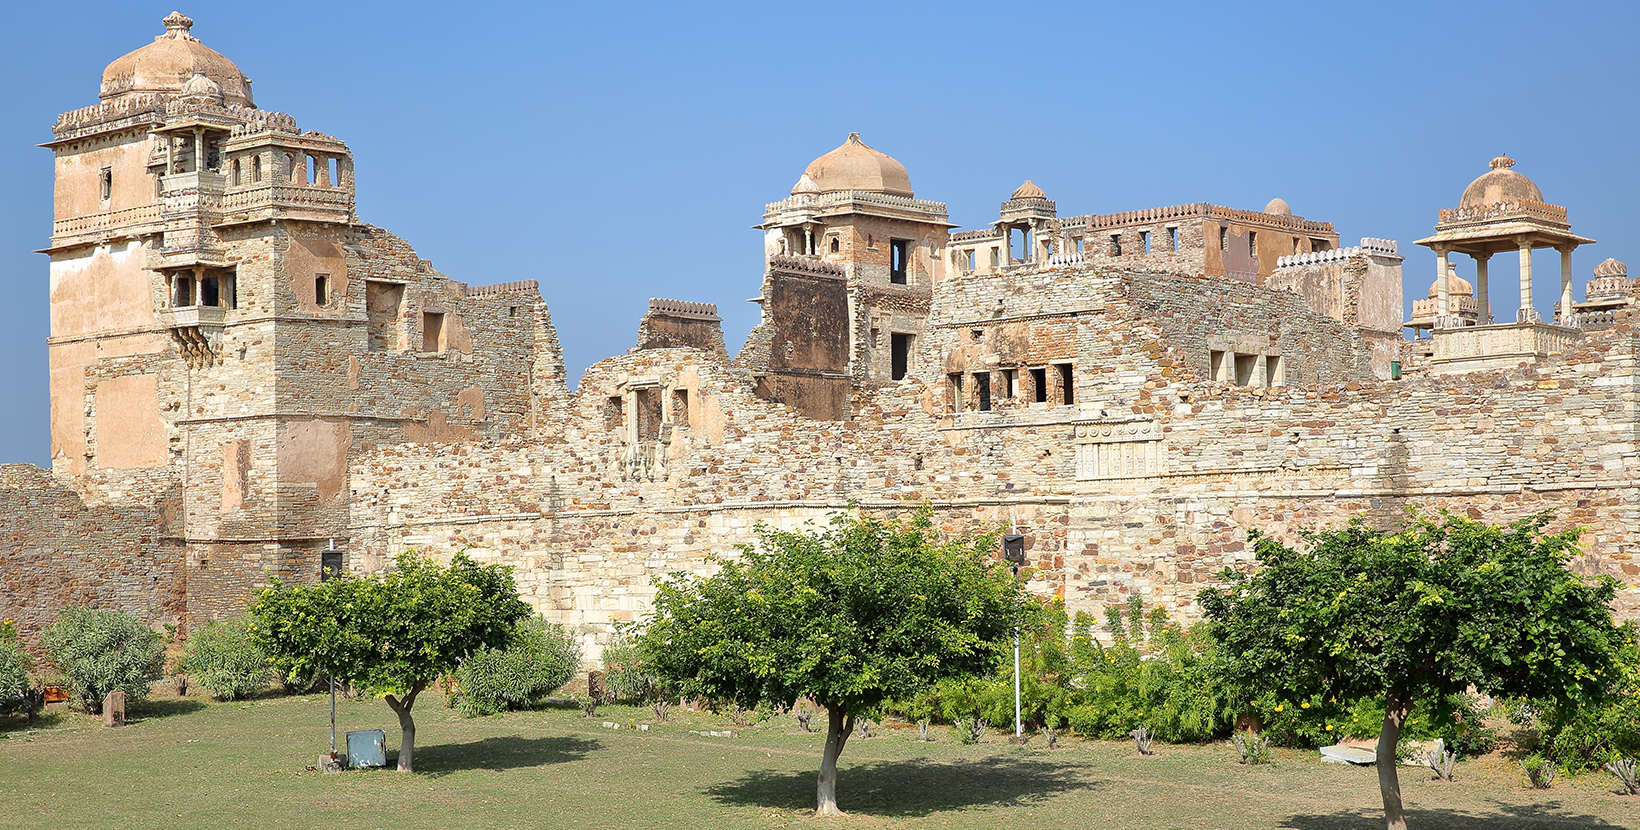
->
318;753;344;774
102;691;126;727
1319;744;1376;765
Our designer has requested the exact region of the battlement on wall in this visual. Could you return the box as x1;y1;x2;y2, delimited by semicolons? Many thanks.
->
1274;237;1399;270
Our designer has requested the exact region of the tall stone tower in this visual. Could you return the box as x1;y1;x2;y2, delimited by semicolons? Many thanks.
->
42;13;550;622
746;134;950;419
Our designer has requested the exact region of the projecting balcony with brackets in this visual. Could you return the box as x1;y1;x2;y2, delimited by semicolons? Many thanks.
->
159;269;236;368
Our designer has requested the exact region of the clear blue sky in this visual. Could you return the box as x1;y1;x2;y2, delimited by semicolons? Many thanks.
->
2;1;1635;467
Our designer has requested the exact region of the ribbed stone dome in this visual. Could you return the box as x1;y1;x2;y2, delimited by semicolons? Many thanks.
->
1428;269;1474;299
1592;257;1627;278
1459;155;1543;209
801;133;912;197
1011;180;1046;200
100;12;254;108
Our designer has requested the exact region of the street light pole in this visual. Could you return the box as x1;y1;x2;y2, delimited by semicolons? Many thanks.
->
1001;533;1027;741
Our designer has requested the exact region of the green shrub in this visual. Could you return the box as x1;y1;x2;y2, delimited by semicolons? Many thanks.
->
0;619;27;698
180;617;272;700
1528;624;1640;769
452;616;579;717
601;632;659;703
40;606;164;713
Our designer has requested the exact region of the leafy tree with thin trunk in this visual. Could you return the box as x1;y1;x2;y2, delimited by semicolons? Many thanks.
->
638;509;1023;816
249;552;530;771
1200;513;1621;830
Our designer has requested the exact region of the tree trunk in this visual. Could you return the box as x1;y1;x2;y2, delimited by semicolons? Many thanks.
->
816;706;855;816
1377;690;1412;830
384;683;424;772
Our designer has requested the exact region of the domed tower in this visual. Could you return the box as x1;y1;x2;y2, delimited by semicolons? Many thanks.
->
1415;155;1592;332
749;134;953;418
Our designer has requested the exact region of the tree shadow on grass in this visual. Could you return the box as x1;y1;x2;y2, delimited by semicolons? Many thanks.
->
706;756;1095;817
413;735;602;778
1281;799;1633;829
128;698;206;721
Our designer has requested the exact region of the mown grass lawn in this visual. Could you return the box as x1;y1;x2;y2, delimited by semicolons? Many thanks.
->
1;688;1634;830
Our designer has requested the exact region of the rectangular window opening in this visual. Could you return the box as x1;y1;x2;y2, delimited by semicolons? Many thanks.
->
1141;230;1151;254
1109;234;1122;257
1055;363;1074;405
200;276;219;308
989;247;999;268
604;396;623;431
1269;355;1286;386
422;311;445;353
314;274;330;307
1210;350;1228;382
365;281;405;352
100;167;112;201
890;333;912;381
173;274;194;308
671;388;690;429
948;373;965;412
252;155;262;182
1030;367;1048;403
1002;368;1017;399
1310;237;1331;252
975;372;991;412
1219;227;1228;250
1075;237;1085;254
890;239;909;284
328;157;340;187
964;250;976;271
1234;353;1259;387
306;155;317;185
1248;231;1257;258
1168;227;1179;251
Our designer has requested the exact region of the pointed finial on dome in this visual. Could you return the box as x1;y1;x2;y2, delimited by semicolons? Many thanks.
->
161;12;197;40
847;132;863;145
1489;154;1515;171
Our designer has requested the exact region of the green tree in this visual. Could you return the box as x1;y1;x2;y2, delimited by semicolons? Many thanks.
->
0;618;30;702
249;552;530;771
40;606;165;713
1200;513;1622;830
638;510;1023;816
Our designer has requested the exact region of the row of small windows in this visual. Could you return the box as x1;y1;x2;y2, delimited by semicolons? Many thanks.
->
166;267;238;309
1216;229;1334;256
1208;350;1285;387
948;363;1073;412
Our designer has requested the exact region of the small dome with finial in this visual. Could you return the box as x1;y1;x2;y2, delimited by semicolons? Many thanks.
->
790;173;821;196
1263;198;1291;216
1427;265;1474;299
1593;258;1627;278
1459;154;1544;209
1011;180;1046;200
100;12;254;107
800;133;913;197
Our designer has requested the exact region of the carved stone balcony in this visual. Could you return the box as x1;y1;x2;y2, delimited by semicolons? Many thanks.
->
1430;321;1583;375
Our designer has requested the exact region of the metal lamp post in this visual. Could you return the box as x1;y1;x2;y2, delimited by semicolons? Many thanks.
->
320;541;343;760
1002;534;1027;740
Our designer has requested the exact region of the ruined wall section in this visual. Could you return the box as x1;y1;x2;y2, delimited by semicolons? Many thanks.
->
0;464;184;645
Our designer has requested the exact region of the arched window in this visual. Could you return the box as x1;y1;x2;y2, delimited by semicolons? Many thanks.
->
829;237;839;253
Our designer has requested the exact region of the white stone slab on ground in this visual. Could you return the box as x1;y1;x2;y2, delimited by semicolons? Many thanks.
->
1319;744;1377;765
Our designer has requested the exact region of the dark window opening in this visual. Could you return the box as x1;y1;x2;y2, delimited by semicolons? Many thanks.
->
200;276;219;307
1248;231;1257;257
509;306;519;317
890;333;912;380
314;274;330;306
173;274;194;307
636;388;661;441
1235;353;1259;387
1110;234;1122;256
1031;367;1048;403
829;237;839;253
252;155;262;182
671;388;690;429
99;167;112;201
890;239;909;284
1292;236;1300;254
1056;363;1074;405
975;373;991;411
230;159;241;186
1310;237;1331;252
1219;227;1228;250
603;396;623;431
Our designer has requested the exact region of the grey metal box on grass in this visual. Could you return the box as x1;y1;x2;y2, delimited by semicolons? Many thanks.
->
346;730;387;768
